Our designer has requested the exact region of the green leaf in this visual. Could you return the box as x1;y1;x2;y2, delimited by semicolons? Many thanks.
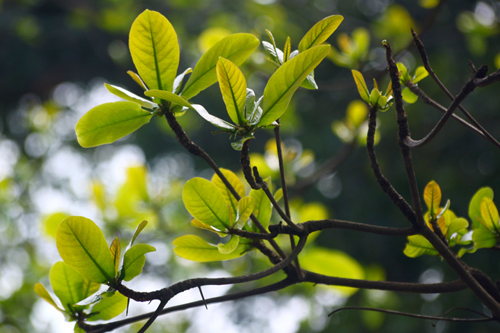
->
234;196;255;229
298;15;344;52
181;33;259;100
300;71;318;90
446;217;469;239
75;102;153;148
127;70;148;91
217;57;247;125
283;36;291;63
110;238;120;276
369;88;381;106
423;180;441;218
183;177;230;231
122;244;156;281
190;104;237;131
262;41;282;66
104;83;157;109
144;89;193;109
300;248;363;296
191;219;223;234
56;216;115;284
469;187;494;229
129;220;148;248
42;212;69;239
231;134;255;151
88;293;128;321
211;169;246;219
403;235;438;257
472;228;497;249
352;70;370;103
402;88;418;104
413;66;429;83
173;235;245;262
480;197;499;232
250;188;272;230
396;63;411;83
34;283;64;313
129;10;179;92
173;68;193;94
50;261;100;312
217;235;240;254
261;45;330;126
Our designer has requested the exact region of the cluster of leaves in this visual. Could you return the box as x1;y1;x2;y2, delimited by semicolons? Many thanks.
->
404;181;500;258
352;69;393;111
396;62;429;104
36;218;154;331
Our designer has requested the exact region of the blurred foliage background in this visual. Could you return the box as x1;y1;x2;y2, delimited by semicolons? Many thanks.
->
1;0;500;332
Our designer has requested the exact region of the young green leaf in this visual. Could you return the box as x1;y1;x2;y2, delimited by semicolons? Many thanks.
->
191;219;223;234
300;71;318;90
34;283;64;313
352;70;370;103
144;89;194;109
469;187;494;228
173;68;193;94
56;216;115;284
129;10;179;92
283;37;291;63
231;134;255;151
403;235;439;257
413;66;429;83
110;237;120;276
121;244;156;281
262;41;283;66
480;197;499;232
88;293;128;321
211;168;246;219
127;70;148;91
104;83;157;109
298;15;344;52
446;217;469;239
234;196;255;229
423;180;441;218
49;261;100;312
261;45;330;126
183;177;230;231
217;57;247;125
250;188;272;230
75;102;153;148
129;220;148;248
300;247;363;296
190;104;237;131
217;235;240;254
181;33;259;101
472;228;497;249
173;235;245;262
402;88;418;104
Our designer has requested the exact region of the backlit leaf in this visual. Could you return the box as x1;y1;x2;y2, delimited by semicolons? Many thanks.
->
211;168;246;219
217;235;240;254
403;235;438;257
250;189;272;230
298;15;344;52
283;37;291;63
446;217;469;239
423;180;441;218
183;177;230;231
56;216;115;283
190;104;237;131
402;88;418;104
122;244;156;281
34;283;64;313
413;66;429;83
104;83;157;109
469;187;494;228
173;68;193;94
144;89;193;109
181;33;259;100
472;228;497;249
127;70;148;91
88;293;128;321
129;10;179;92
352;70;370;103
110;238;120;276
235;196;255;229
129;220;148;248
480;197;499;232
173;235;245;262
217;57;247;125
76;102;153;148
261;45;330;126
42;212;69;239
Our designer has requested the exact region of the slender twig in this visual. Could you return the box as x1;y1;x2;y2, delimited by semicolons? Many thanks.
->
240;139;262;189
328;306;493;322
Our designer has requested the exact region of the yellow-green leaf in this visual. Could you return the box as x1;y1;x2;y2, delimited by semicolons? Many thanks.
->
250;188;272;230
469;187;494;229
283;36;291;63
261;45;330;126
423;180;441;218
122;244;156;281
472;228;497;249
298;15;344;52
181;33;259;101
211;169;246;220
42;212;69;239
403;235;438;257
235;196;255;229
480;197;499;232
34;283;64;313
88;293;128;321
75;102;153;148
144;89;194;109
183;177;230;231
446;217;469;239
413;66;429;83
110;238;120;276
300;248;364;296
127;70;148;91
217;57;247;125
129;10;179;92
56;216;115;284
129;220;148;247
217;235;240;254
50;261;100;312
352;70;370;103
173;235;245;262
104;83;157;109
191;219;223;234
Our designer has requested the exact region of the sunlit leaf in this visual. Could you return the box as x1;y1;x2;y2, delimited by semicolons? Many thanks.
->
217;235;240;254
173;235;246;262
261;45;330;126
472;228;497;249
104;83;157;109
129;220;148;248
56;216;115;283
298;15;344;52
413;66;429;83
300;248;364;296
183;177;230;231
469;187;494;229
402;88;418;104
423;180;441;218
129;10;179;92
122;244;156;281
110;238;120;278
127;70;148;91
75;102;153;148
283;36;291;63
262;41;282;66
144;89;193;109
352;70;370;103
34;283;64;313
234;196;255;229
182;33;259;100
191;219;222;234
211;169;245;219
231;134;255;151
42;212;69;239
190;104;237;130
173;68;193;94
88;293;128;321
250;189;272;230
300;71;318;90
403;235;438;257
480;197;499;232
446;217;469;239
217;57;247;125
